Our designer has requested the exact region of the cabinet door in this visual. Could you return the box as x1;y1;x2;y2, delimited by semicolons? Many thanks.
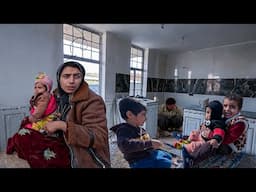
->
183;109;204;136
0;106;29;151
183;116;202;136
248;118;256;155
145;102;158;138
244;128;253;154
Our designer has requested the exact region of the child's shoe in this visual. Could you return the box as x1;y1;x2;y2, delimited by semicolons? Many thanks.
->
182;147;194;168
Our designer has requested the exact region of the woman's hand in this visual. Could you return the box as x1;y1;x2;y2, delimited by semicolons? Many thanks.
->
44;120;67;133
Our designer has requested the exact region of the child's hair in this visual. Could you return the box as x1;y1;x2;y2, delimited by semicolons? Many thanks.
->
119;98;146;120
35;72;53;92
224;93;243;110
166;97;176;105
206;100;223;120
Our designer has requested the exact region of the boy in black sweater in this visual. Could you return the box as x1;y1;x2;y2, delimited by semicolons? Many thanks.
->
111;97;172;168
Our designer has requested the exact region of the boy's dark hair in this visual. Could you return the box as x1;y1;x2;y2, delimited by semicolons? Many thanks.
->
166;97;176;105
224;93;243;110
119;98;146;120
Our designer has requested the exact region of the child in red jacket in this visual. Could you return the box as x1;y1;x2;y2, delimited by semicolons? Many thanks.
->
182;100;225;168
218;94;248;154
24;72;57;132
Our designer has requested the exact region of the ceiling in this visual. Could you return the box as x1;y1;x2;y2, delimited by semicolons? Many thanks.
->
82;24;256;53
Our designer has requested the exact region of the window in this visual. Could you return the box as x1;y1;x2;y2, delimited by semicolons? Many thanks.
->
63;24;101;94
129;46;144;97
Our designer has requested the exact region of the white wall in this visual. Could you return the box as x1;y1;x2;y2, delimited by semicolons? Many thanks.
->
167;41;256;79
102;36;171;128
146;50;168;104
165;41;256;112
0;24;63;107
148;49;167;78
104;32;131;102
102;32;131;128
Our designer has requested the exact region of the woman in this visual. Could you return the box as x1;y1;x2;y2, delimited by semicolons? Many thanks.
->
45;61;110;168
7;61;110;168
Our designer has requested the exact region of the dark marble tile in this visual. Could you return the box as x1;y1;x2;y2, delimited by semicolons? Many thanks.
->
147;76;256;98
232;79;256;97
191;79;207;94
158;79;166;92
147;78;155;92
176;79;189;93
204;79;222;95
188;79;196;94
115;73;130;93
152;78;159;92
147;78;152;92
218;79;234;96
147;77;164;92
164;79;175;92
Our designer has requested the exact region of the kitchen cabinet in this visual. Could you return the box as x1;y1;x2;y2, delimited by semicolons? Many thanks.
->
182;108;256;155
0;106;29;151
182;109;204;136
246;118;256;155
144;101;158;138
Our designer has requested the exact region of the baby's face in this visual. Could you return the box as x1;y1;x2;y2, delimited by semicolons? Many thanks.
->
205;107;212;120
34;82;47;95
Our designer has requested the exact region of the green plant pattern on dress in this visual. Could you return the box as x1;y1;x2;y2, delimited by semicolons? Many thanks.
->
43;148;56;160
18;128;31;136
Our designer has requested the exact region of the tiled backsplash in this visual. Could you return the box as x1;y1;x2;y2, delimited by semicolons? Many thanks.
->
115;73;130;93
115;73;256;97
147;78;256;97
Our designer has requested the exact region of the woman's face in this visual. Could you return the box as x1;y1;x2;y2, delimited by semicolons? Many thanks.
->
60;66;83;94
223;98;240;119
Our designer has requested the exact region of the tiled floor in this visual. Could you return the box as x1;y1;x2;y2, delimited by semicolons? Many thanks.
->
1;133;255;168
0;152;30;168
109;133;182;168
158;136;256;168
109;133;256;168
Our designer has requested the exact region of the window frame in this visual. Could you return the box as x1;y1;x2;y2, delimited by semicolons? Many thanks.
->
63;24;102;95
129;45;145;97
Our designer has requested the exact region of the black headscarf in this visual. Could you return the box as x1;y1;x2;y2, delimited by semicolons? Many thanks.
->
206;100;223;120
56;61;86;120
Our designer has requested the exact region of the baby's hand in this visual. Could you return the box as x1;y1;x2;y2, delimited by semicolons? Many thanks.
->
44;120;67;133
208;139;219;148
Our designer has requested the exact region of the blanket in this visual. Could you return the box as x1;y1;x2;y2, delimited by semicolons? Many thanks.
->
6;116;71;168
